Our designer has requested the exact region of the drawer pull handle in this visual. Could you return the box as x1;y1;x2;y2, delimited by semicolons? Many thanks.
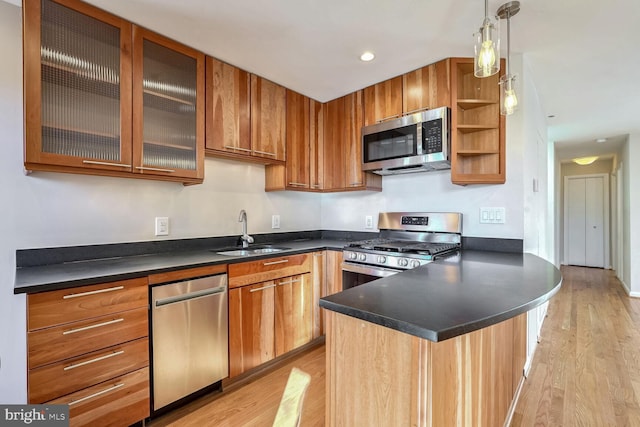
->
135;166;176;173
69;383;125;406
224;145;252;153
249;284;276;293
62;318;124;335
63;286;124;299
82;160;131;168
253;150;276;156
263;259;289;266
63;350;124;371
278;279;301;286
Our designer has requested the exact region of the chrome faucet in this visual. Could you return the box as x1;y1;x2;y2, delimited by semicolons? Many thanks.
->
238;209;254;248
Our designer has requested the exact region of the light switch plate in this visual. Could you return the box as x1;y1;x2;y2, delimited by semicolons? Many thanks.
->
272;215;280;229
155;217;169;236
479;208;505;224
365;215;374;229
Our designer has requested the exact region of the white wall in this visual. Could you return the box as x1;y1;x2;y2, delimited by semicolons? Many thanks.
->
625;133;640;294
0;2;321;402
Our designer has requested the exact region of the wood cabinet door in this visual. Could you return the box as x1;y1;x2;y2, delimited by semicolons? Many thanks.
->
363;76;403;126
275;274;313;356
23;0;133;173
322;97;346;190
205;57;251;155
311;252;325;338
344;90;366;189
228;282;276;377
251;75;286;161
285;90;310;189
323;250;344;296
402;58;451;113
309;99;325;190
132;26;205;181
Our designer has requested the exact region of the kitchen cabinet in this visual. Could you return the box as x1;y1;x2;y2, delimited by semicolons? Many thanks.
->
275;274;313;356
205;60;285;164
363;76;403;126
323;91;382;192
311;251;325;338
251;75;286;161
402;58;451;113
450;57;506;184
319;250;343;336
27;277;149;426
264;90;322;191
205;57;251;158
228;253;314;377
23;0;204;185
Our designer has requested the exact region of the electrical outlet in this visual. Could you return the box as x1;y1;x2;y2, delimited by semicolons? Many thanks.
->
479;208;505;224
272;215;280;229
155;217;169;236
365;215;374;229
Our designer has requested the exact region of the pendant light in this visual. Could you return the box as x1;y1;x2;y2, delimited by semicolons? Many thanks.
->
474;0;500;77
497;1;520;115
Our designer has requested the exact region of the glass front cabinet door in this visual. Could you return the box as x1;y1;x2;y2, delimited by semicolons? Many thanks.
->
23;0;204;184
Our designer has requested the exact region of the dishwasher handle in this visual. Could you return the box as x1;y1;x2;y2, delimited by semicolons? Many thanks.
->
154;286;227;308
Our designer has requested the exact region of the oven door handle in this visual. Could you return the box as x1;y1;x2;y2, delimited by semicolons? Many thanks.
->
341;262;402;278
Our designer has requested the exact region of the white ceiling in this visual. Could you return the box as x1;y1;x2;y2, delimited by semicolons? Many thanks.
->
7;0;640;161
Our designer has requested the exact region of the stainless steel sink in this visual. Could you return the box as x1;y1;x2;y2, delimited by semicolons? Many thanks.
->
215;246;291;256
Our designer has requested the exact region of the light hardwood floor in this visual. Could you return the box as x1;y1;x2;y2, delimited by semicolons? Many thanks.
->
511;265;640;426
150;265;640;426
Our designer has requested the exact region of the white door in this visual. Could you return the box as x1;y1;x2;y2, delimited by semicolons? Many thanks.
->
565;175;607;268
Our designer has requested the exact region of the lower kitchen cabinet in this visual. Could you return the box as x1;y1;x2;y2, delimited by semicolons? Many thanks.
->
275;274;313;356
26;277;150;426
228;280;276;377
229;273;312;377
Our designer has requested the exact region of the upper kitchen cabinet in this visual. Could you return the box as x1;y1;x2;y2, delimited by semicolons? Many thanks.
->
363;76;403;126
205;57;251;158
251;75;286;162
132;27;205;182
402;58;451;112
23;0;204;185
265;91;323;192
205;61;285;164
324;91;382;192
450;57;506;184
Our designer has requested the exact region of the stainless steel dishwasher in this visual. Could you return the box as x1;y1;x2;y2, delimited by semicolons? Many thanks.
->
151;272;228;411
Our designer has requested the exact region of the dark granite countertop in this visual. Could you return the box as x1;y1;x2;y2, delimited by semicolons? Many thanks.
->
319;250;562;342
14;239;347;294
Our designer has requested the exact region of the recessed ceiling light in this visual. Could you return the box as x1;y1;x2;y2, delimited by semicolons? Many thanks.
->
360;51;375;62
596;138;607;143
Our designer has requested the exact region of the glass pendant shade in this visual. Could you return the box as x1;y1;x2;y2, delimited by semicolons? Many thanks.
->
474;16;500;77
500;74;518;115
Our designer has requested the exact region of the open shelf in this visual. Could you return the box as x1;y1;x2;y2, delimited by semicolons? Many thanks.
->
457;99;496;110
456;124;498;133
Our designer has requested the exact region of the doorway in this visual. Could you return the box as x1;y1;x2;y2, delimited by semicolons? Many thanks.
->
563;174;610;268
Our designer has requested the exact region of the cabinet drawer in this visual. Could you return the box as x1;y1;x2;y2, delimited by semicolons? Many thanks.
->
228;253;311;288
28;307;148;369
28;277;148;331
29;338;148;403
48;367;149;427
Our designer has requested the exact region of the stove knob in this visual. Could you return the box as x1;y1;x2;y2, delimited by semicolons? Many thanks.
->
398;258;409;267
377;255;387;264
347;251;357;260
358;253;367;262
410;260;421;268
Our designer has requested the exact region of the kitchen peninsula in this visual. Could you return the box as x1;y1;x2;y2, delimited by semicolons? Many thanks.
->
320;251;562;427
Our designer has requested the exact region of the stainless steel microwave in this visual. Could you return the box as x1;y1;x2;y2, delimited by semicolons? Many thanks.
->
361;107;450;175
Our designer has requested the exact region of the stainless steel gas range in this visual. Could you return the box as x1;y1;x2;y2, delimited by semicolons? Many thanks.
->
342;212;462;289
